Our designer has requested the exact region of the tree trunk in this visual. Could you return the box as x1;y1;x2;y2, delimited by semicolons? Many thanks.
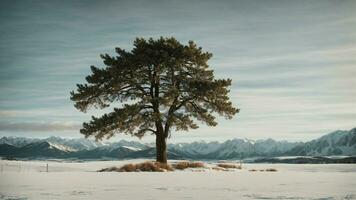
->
155;131;167;163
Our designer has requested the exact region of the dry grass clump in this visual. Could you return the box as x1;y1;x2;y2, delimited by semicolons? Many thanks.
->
98;161;210;172
99;161;174;172
212;166;235;171
119;163;139;172
98;166;120;172
265;168;277;172
248;168;277;172
217;163;242;169
173;161;205;170
121;161;174;172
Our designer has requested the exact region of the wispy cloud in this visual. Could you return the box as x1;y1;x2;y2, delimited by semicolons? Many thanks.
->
0;121;81;132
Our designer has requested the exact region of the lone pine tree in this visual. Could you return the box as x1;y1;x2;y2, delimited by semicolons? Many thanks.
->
70;37;239;163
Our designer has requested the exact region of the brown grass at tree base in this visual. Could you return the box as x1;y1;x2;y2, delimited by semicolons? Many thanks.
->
172;161;205;170
99;161;174;172
98;161;206;172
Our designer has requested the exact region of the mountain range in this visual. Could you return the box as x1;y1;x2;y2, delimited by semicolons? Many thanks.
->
0;127;355;161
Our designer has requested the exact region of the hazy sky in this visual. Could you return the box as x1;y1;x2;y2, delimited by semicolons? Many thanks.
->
0;0;355;143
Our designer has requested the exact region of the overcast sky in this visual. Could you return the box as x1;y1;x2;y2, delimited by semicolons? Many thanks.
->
0;0;355;143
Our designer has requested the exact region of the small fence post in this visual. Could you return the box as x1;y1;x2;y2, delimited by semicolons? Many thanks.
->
46;163;48;173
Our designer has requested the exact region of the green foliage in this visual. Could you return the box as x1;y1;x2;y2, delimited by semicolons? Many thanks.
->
70;37;239;141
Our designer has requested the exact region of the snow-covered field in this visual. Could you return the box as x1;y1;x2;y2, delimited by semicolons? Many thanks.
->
0;160;355;200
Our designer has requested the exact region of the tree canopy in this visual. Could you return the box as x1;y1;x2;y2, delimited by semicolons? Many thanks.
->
70;37;239;163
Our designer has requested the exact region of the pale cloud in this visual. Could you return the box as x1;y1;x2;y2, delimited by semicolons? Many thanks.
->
0;121;81;132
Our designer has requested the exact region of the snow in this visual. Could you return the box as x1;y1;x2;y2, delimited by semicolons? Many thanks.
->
121;146;141;151
0;160;355;200
46;142;76;152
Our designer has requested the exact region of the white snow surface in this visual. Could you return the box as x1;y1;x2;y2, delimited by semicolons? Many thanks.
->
0;159;355;200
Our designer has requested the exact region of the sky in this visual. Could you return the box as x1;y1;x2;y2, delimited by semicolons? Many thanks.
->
0;0;355;143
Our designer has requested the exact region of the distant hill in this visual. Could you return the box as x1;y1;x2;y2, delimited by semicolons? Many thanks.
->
286;128;356;156
0;127;355;161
